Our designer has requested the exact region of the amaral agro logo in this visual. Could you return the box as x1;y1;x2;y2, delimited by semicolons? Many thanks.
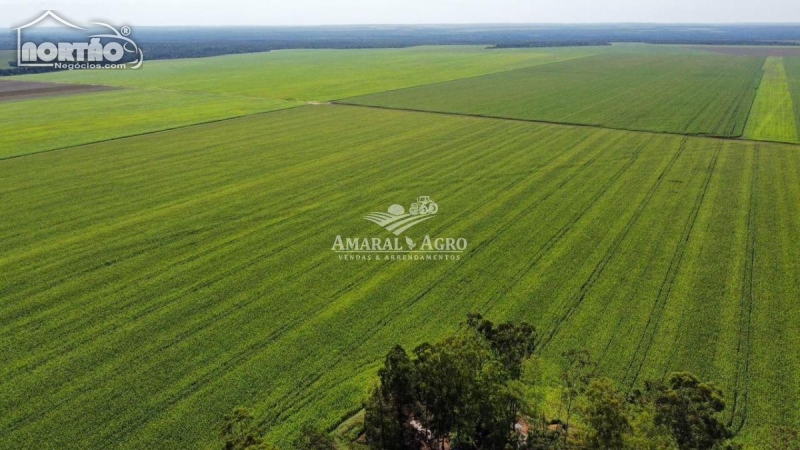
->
332;196;467;261
364;195;439;236
15;11;143;70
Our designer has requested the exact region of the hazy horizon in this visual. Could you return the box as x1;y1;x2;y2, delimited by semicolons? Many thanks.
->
9;22;800;29
1;0;799;28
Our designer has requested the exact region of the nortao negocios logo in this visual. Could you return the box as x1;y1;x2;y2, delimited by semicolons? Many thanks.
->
332;196;468;261
14;11;143;70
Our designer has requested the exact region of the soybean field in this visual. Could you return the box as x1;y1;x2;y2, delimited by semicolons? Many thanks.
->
16;45;607;101
1;44;799;449
344;53;764;136
744;57;800;143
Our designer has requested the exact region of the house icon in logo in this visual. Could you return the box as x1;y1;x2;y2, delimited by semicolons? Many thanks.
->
13;10;144;70
14;11;84;67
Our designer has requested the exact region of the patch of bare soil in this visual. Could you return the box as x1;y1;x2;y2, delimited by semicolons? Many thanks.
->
0;80;117;103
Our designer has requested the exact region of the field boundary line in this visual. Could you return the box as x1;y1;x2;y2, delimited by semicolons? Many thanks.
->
10;52;603;106
6;99;799;165
332;103;800;148
331;52;605;102
0;104;305;162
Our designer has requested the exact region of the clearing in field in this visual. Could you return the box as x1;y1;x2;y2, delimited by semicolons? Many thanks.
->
743;57;799;143
0;80;116;103
343;53;764;137
2;105;799;449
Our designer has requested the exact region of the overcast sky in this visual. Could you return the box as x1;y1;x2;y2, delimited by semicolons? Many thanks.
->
2;0;799;28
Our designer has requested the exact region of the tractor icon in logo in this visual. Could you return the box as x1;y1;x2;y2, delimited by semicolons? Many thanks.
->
365;196;439;235
410;196;438;216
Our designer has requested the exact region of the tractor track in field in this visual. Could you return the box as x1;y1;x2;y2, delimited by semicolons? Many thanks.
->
722;88;748;137
90;250;395;448
0;114;497;337
2;161;392;371
4;124;512;436
622;142;722;389
252;130;615;430
252;135;612;429
679;69;736;136
3;122;490;413
739;60;769;138
696;84;733;137
538;137;688;351
4;251;327;434
479;134;652;314
711;59;762;137
711;71;744;136
9;124;519;359
314;131;608;326
599;313;631;363
730;146;759;433
731;59;765;136
41;125;587;445
446;132;610;296
385;126;607;297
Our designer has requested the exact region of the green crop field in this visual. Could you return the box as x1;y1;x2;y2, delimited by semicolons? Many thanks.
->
744;57;799;143
344;53;764;136
0;89;294;159
16;46;607;102
2;45;800;450
2;105;800;449
784;57;800;138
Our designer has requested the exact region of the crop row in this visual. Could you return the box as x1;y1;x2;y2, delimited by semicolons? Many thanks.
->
0;89;294;159
344;53;765;137
2;106;799;448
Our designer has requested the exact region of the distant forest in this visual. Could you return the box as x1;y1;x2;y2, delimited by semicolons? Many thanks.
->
2;24;800;75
